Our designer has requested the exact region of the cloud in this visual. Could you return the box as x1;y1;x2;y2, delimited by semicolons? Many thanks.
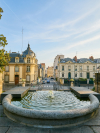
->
75;20;100;39
37;34;100;56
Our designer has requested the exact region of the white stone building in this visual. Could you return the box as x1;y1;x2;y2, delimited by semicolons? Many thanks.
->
58;56;100;84
53;55;64;79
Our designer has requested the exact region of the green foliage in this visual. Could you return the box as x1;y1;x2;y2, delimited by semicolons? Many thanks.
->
79;78;87;81
92;87;95;91
0;7;3;19
90;78;93;81
70;78;74;81
0;8;10;73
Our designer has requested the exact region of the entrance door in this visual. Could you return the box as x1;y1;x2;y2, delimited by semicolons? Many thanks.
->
15;75;19;85
87;72;90;79
68;72;71;79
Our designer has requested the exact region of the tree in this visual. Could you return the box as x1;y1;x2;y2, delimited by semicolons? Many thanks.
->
0;8;10;72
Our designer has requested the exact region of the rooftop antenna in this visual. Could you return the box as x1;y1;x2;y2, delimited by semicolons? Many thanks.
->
21;27;24;54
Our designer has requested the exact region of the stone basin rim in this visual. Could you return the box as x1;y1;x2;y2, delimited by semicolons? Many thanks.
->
2;93;99;119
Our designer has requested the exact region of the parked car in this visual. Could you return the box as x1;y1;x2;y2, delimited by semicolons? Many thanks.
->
45;78;47;80
42;80;45;84
47;80;50;83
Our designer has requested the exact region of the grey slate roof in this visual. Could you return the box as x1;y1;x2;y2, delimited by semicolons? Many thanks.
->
94;58;100;63
22;44;35;57
78;58;94;63
9;44;35;63
60;58;76;63
60;58;96;63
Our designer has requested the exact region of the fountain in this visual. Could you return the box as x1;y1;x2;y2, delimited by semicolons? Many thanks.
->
2;90;99;128
48;90;54;99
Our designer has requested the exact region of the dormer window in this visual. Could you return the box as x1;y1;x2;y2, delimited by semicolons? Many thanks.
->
15;58;19;63
27;58;30;63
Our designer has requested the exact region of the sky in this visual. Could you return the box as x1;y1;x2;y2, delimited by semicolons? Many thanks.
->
0;0;100;68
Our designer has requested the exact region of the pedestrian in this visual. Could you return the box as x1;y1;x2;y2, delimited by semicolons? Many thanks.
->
31;83;32;87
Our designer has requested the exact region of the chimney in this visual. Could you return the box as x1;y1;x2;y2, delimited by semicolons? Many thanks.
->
89;56;94;61
73;56;77;62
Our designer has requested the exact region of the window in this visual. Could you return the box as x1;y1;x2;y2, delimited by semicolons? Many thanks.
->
75;73;77;77
15;66;19;72
80;66;82;70
27;66;30;72
62;66;64;71
16;58;19;63
87;66;89;71
27;58;30;63
75;66;77;71
80;73;82;77
26;75;30;82
93;66;95;71
5;75;9;83
93;73;95;78
5;66;9;72
68;66;71;71
62;73;64;77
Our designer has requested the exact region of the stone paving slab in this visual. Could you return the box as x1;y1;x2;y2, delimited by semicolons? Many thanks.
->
6;126;94;133
91;126;100;133
1;87;30;102
71;87;100;101
0;127;9;133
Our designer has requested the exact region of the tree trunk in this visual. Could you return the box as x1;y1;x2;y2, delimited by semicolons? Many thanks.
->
0;72;2;103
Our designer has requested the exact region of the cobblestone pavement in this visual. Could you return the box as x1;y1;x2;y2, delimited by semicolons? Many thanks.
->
0;105;100;133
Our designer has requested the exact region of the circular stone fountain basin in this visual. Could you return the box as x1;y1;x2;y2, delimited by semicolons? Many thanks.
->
11;91;90;111
2;92;99;128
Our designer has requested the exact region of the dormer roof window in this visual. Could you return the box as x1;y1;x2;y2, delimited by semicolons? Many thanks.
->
15;57;19;63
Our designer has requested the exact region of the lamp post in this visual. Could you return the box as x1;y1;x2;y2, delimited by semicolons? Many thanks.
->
97;67;100;93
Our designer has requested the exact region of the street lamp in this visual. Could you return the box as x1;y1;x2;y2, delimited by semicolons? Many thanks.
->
97;67;99;92
97;66;100;93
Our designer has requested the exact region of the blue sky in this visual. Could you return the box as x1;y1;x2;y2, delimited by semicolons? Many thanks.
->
1;0;100;67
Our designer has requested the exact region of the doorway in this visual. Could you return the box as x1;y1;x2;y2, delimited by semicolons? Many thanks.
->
15;75;19;85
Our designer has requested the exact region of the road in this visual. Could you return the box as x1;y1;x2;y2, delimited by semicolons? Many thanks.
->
40;78;57;90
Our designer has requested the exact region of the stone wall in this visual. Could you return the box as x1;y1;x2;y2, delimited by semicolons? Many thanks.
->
95;73;100;93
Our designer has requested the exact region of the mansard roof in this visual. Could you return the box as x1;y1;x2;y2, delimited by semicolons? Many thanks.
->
22;44;35;57
60;58;96;63
9;44;35;63
78;58;94;63
60;58;76;63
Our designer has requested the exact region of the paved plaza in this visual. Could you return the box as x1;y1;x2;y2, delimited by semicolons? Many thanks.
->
0;104;100;133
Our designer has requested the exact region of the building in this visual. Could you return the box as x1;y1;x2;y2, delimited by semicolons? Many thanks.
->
58;56;100;84
3;44;38;85
53;55;64;79
47;66;54;78
41;63;45;78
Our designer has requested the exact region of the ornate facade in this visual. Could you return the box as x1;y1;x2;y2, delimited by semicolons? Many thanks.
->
58;56;100;84
3;44;38;85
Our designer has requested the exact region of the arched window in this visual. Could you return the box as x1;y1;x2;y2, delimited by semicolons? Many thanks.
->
27;58;30;63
